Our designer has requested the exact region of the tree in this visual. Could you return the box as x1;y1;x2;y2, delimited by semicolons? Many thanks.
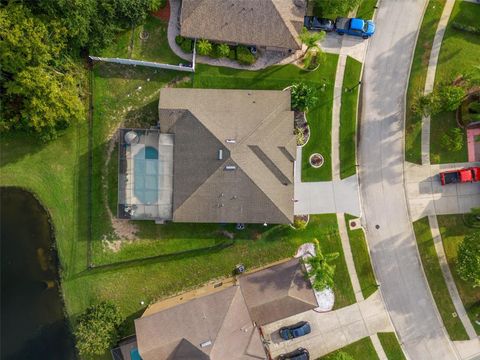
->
3;66;84;141
197;39;213;56
303;239;339;291
441;128;464;152
299;27;325;70
75;301;123;356
291;83;319;112
457;232;480;287
299;27;325;50
314;0;362;17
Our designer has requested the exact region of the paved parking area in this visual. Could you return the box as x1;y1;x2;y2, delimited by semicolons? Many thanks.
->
262;291;392;359
320;32;368;62
405;162;480;221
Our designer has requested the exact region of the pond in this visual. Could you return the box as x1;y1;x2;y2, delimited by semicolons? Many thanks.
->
0;188;76;360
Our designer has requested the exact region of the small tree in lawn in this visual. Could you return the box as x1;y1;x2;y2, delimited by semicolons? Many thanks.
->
299;27;325;70
291;83;319;112
197;39;212;56
303;239;339;291
75;301;123;356
457;232;480;288
441;127;464;152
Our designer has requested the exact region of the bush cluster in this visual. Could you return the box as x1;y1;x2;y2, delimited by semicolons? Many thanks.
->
236;45;256;65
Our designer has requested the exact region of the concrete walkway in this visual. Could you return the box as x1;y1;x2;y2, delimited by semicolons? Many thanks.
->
421;0;455;165
428;215;478;340
262;290;393;359
332;54;347;181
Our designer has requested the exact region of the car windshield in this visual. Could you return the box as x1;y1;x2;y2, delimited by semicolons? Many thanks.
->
363;22;369;32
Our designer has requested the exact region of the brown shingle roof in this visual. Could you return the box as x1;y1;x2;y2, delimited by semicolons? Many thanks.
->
180;0;305;50
239;258;318;325
135;286;266;360
158;88;295;224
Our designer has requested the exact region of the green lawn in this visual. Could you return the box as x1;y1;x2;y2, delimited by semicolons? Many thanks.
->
340;56;362;179
413;217;469;340
430;1;480;164
193;59;339;182
437;215;480;335
378;332;406;360
405;0;446;164
318;337;379;360
356;0;378;20
345;214;377;299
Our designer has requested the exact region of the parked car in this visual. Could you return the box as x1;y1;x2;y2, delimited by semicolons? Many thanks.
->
439;167;480;185
303;16;335;32
279;321;311;340
335;17;375;38
278;347;310;360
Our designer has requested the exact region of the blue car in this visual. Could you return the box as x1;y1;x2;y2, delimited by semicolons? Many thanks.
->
335;17;375;38
279;321;311;340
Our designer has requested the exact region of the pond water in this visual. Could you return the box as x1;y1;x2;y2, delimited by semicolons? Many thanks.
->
0;188;76;360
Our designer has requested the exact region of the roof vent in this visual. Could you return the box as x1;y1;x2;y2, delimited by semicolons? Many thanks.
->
224;165;236;171
218;149;223;160
200;340;212;348
225;139;236;144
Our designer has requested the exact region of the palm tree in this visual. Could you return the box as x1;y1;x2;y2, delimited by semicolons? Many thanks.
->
298;27;326;70
197;39;212;56
303;239;339;291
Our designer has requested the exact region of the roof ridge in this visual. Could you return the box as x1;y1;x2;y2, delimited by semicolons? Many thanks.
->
270;0;302;48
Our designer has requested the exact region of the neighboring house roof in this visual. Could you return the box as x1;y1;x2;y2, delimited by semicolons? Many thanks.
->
158;88;295;224
180;0;305;50
239;258;318;325
135;286;266;360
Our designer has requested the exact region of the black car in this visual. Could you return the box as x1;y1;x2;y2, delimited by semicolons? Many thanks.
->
279;321;311;340
303;16;335;32
278;347;310;360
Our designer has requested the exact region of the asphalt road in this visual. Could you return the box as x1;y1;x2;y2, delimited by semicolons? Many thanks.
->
358;1;458;359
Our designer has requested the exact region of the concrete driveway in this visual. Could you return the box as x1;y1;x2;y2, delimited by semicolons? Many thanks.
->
262;291;392;359
405;162;480;221
358;1;459;359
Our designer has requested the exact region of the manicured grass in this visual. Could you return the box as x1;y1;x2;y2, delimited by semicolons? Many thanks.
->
430;1;480;164
377;332;406;360
318;336;379;360
193;58;339;182
413;217;469;340
345;214;377;299
131;15;182;64
437;215;480;335
340;56;362;179
356;0;378;20
405;0;446;164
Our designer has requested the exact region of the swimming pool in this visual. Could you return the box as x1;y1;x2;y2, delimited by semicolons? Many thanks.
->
134;146;159;204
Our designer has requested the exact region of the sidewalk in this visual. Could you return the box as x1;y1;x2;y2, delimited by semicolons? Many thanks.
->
421;0;455;165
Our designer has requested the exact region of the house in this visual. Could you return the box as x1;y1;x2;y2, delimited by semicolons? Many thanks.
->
179;0;306;52
111;258;317;360
117;88;296;224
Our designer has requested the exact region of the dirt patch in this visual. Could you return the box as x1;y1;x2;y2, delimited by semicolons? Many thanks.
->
152;1;170;21
165;75;192;88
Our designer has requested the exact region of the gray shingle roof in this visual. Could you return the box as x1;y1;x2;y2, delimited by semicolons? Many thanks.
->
239;258;318;325
135;286;266;360
158;88;295;224
180;0;305;50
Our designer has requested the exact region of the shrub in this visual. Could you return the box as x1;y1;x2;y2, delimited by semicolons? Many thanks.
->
180;38;193;53
228;48;236;60
441;127;464;152
236;45;256;65
197;39;213;56
457;232;480;287
438;85;467;112
303;239;339;291
75;301;123;356
293;215;308;229
217;43;231;58
175;35;184;45
452;21;480;35
291;83;319;111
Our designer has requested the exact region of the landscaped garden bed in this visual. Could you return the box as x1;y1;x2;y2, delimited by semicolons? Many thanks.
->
309;153;324;168
294;111;310;146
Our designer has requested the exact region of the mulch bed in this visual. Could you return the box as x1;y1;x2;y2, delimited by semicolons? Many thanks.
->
152;1;170;21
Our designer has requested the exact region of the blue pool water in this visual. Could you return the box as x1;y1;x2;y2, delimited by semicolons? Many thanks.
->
134;146;159;204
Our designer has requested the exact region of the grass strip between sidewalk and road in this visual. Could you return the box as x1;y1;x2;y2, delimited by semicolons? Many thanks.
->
437;215;480;335
404;0;446;164
413;217;469;340
318;336;379;360
377;332;407;360
345;214;378;299
340;56;362;179
356;0;378;20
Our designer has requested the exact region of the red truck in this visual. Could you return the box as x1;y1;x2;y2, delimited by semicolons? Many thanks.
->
440;167;480;185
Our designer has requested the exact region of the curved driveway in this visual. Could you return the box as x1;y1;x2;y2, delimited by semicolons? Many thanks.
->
358;1;458;359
